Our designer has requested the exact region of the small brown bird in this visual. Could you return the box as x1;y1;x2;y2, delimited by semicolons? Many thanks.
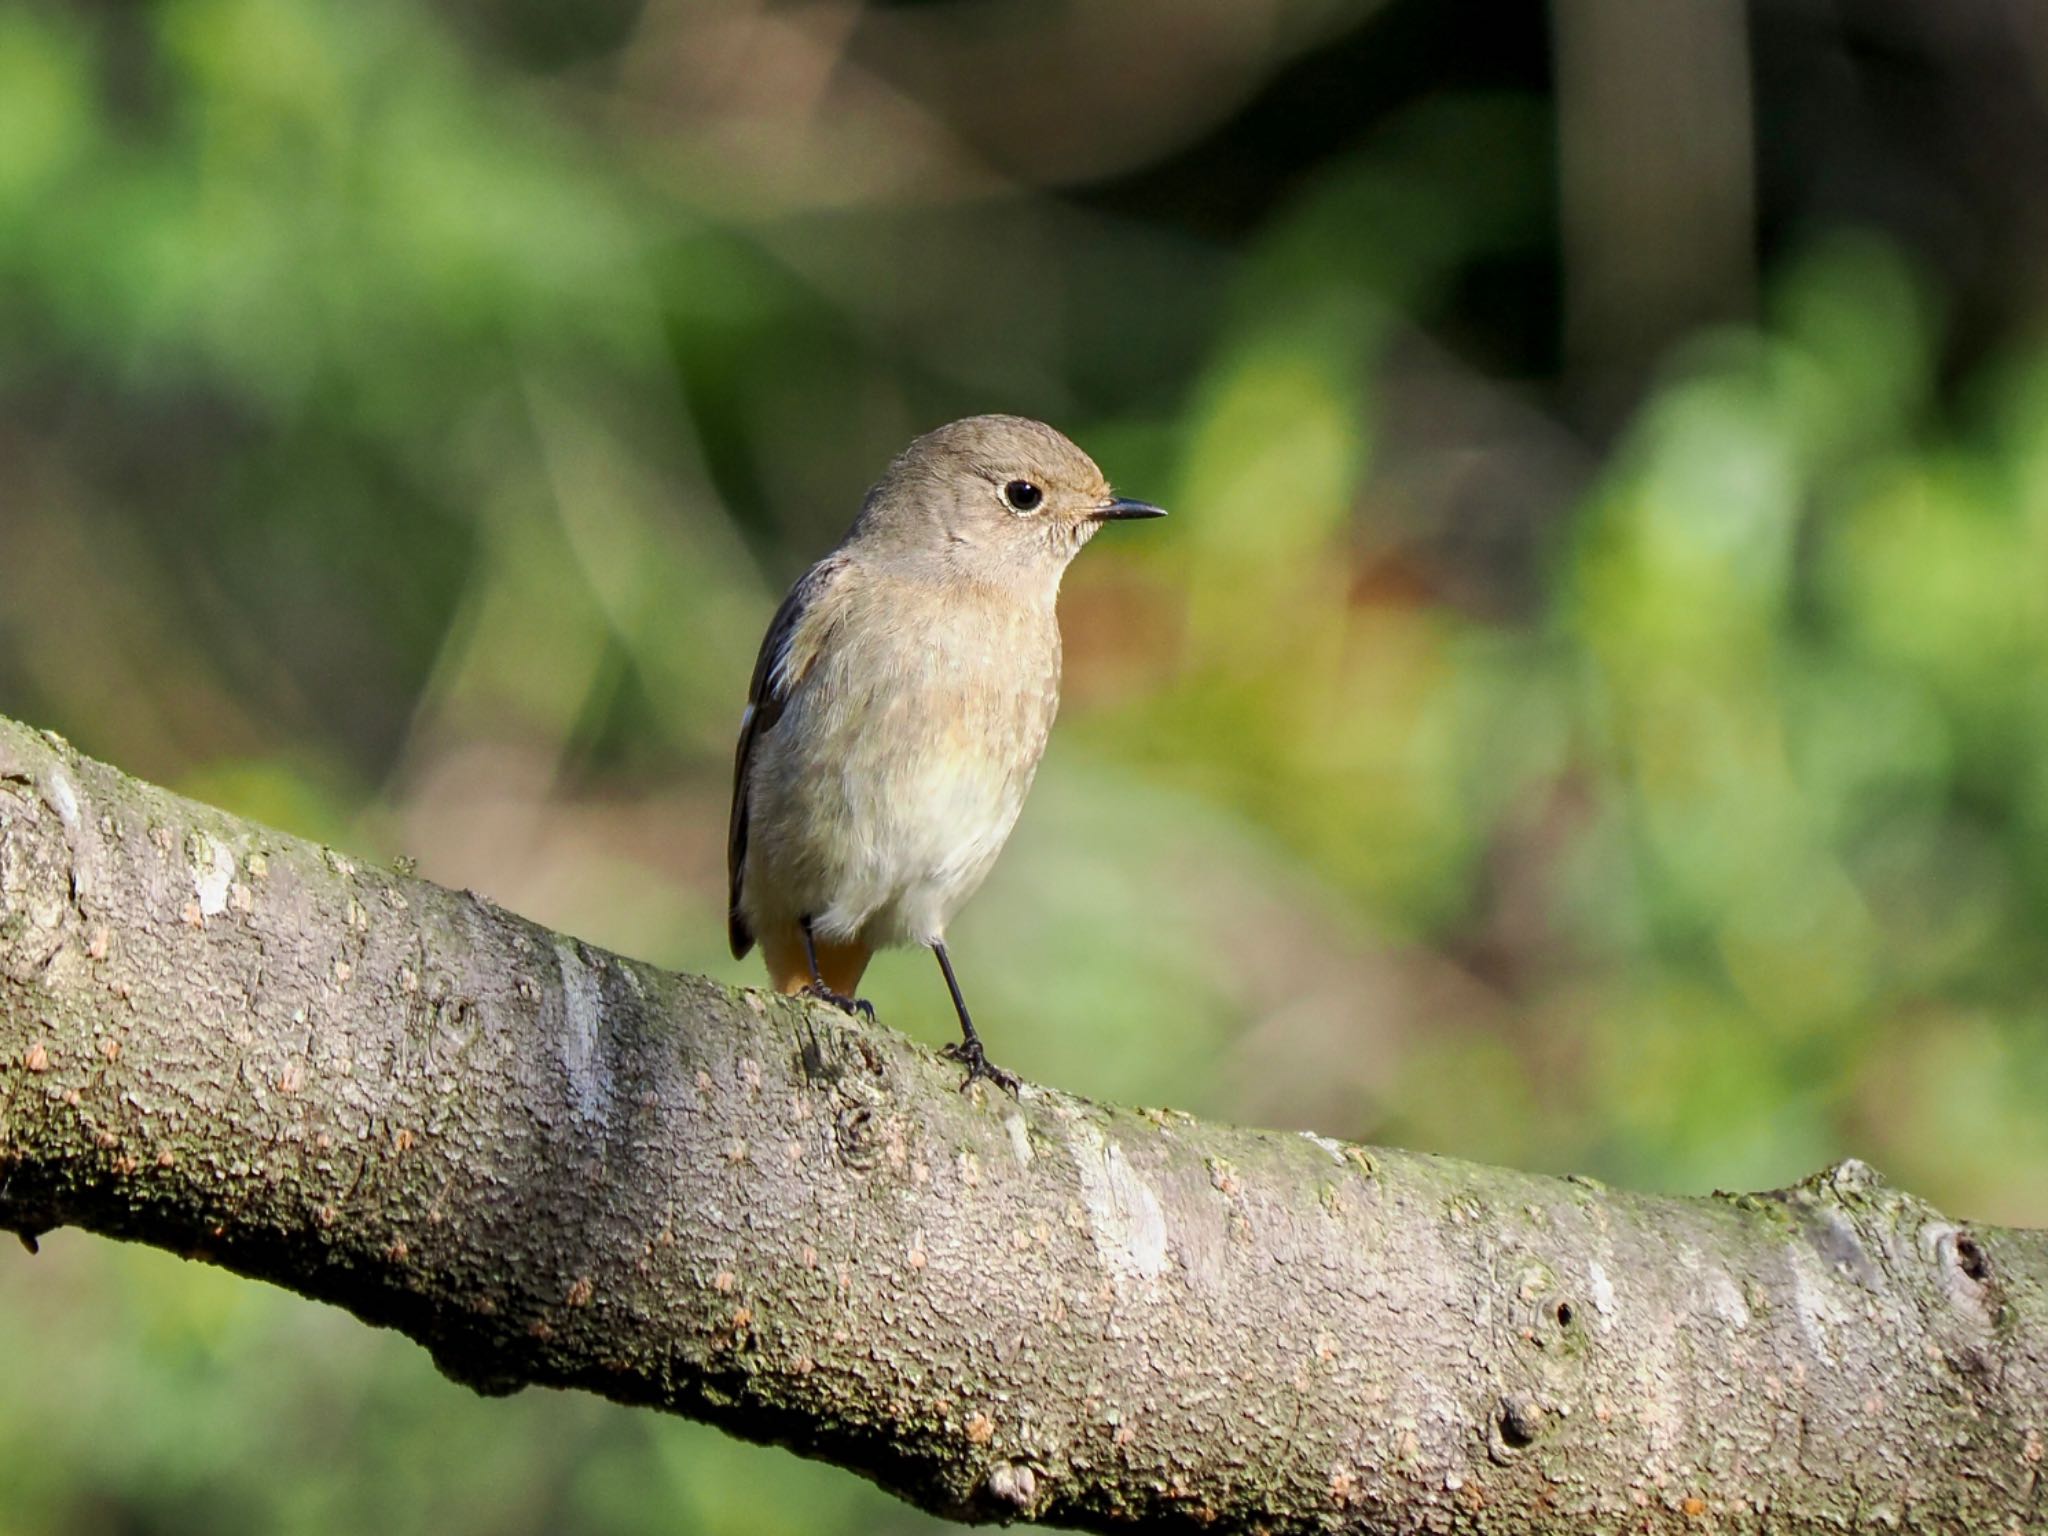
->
727;415;1166;1088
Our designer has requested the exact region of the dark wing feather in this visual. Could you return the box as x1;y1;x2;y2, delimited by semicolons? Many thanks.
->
727;556;848;958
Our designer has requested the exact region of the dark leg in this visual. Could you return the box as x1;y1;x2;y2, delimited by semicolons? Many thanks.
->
800;917;874;1020
933;941;1020;1094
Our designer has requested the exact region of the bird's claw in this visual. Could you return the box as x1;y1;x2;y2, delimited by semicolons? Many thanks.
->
803;982;875;1021
943;1038;1021;1095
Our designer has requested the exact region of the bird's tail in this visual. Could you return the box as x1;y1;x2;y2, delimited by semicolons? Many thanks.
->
759;924;872;997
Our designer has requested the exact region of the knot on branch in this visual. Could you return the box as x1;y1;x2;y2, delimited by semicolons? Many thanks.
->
1488;1393;1554;1463
1806;1156;1887;1200
1921;1221;2004;1329
985;1460;1039;1511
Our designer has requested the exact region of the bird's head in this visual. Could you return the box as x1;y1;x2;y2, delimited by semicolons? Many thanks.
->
856;414;1165;587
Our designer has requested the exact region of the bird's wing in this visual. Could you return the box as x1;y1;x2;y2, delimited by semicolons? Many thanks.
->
728;554;851;959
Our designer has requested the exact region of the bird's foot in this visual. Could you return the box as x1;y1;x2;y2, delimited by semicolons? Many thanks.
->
943;1037;1022;1096
802;982;876;1021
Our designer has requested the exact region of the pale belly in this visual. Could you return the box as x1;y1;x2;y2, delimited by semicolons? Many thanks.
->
821;741;1029;947
740;616;1059;950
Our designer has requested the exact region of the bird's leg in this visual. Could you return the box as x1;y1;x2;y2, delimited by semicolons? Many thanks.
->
800;917;875;1019
932;941;1021;1094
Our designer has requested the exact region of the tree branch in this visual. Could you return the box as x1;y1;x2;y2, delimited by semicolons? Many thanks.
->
1;713;2043;1534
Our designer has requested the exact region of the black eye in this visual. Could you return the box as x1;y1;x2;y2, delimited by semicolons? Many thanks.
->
1002;480;1043;513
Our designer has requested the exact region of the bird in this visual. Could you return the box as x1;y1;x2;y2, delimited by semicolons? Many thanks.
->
727;414;1166;1090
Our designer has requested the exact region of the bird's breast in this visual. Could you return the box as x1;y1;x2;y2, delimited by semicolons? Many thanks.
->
757;584;1059;834
741;586;1058;943
853;592;1059;789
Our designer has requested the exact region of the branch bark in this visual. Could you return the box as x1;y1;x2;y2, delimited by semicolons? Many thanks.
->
0;713;2043;1535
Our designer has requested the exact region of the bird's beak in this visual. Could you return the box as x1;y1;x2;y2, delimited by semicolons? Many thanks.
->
1091;497;1168;522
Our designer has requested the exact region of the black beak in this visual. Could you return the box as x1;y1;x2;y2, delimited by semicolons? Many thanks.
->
1092;497;1168;522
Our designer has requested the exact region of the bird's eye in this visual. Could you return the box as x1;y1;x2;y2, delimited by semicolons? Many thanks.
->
1002;480;1044;513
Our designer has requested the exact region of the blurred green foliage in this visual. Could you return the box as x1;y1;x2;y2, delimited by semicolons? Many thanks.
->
4;1;2048;1532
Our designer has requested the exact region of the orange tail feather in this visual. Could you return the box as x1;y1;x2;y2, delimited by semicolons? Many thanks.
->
759;924;872;998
